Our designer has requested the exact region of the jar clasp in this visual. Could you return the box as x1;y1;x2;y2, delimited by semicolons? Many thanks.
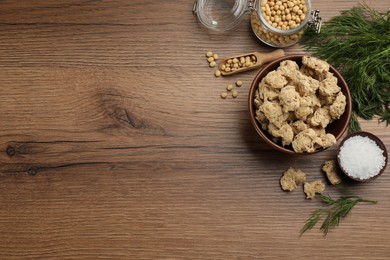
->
192;0;198;14
248;0;257;11
308;10;322;33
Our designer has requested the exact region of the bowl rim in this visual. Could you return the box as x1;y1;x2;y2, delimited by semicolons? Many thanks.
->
336;131;388;182
248;54;353;155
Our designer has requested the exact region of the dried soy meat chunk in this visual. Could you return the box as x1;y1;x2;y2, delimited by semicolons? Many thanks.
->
322;160;343;185
280;167;307;191
304;180;326;199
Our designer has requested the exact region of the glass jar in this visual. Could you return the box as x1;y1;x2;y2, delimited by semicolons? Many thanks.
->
193;0;321;48
193;0;249;31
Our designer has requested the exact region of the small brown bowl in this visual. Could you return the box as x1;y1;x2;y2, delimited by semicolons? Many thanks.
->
248;55;352;155
336;131;388;182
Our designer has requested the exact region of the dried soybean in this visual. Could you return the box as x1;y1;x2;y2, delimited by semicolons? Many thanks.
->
221;92;228;99
220;54;257;73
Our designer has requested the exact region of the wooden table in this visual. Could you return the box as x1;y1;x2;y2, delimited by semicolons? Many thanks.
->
0;1;389;259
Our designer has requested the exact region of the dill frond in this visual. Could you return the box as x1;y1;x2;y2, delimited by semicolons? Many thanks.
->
300;193;377;236
301;3;390;131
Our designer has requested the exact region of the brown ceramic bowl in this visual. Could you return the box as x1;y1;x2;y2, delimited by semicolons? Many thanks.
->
248;55;352;155
336;131;388;182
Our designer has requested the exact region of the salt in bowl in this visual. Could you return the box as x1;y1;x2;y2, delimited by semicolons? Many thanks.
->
337;131;388;182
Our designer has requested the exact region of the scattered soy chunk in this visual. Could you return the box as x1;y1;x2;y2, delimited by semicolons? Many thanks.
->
215;70;221;77
221;92;228;99
226;84;234;91
206;51;213;57
232;90;238;98
236;80;243;87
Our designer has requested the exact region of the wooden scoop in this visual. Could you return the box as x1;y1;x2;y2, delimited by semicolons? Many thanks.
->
219;49;285;76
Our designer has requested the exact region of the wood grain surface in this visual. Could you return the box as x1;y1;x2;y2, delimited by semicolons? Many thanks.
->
0;1;389;259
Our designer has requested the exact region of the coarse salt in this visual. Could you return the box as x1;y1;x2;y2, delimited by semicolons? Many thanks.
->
338;135;386;180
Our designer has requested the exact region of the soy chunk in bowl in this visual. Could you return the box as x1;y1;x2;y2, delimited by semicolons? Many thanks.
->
248;55;352;155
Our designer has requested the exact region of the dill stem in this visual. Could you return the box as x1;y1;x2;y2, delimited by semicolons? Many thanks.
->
358;198;378;204
301;194;378;236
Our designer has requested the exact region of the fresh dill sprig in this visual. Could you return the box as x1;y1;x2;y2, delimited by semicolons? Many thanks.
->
300;193;377;236
301;3;390;133
348;112;362;133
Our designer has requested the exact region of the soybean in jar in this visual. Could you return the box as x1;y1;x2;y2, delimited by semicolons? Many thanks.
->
193;0;321;48
251;0;313;47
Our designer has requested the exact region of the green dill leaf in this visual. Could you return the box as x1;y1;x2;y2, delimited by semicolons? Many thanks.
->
301;3;390;131
318;193;336;205
349;113;362;133
300;209;324;235
301;194;377;236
